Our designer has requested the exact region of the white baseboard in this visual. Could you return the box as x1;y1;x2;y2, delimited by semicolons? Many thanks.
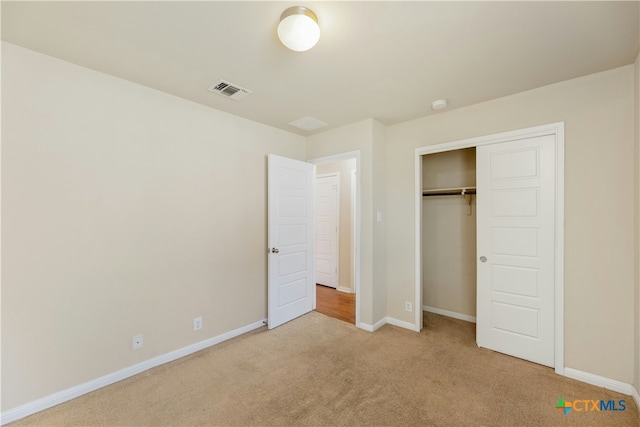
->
359;316;420;333
358;317;386;332
0;318;267;426
423;305;476;323
337;286;353;294
373;317;390;331
563;368;635;396
371;317;387;331
632;386;640;409
385;316;420;332
357;322;374;332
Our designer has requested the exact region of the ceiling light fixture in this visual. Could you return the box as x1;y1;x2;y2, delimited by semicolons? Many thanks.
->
277;6;320;52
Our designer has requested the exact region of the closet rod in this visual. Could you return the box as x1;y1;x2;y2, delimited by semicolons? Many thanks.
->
422;188;476;197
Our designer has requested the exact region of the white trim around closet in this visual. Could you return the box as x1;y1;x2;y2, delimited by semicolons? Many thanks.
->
414;122;565;375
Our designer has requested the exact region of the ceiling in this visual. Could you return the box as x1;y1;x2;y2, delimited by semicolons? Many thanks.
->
2;1;639;136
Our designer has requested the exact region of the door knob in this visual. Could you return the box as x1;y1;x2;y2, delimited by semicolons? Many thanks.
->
479;256;487;263
271;248;280;254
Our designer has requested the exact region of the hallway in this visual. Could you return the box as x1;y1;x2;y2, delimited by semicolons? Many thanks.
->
314;284;355;324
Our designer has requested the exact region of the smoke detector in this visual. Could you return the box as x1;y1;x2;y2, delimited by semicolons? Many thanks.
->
431;99;448;110
208;79;252;101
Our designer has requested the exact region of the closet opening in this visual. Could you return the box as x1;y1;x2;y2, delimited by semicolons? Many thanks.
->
421;148;478;331
414;123;565;373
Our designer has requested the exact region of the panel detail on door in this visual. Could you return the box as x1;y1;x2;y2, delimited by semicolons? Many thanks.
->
317;200;332;216
278;252;306;276
278;196;306;217
277;278;307;307
490;148;539;180
318;221;331;235
491;188;538;217
491;227;538;257
279;168;308;189
492;302;539;338
317;240;331;255
316;259;331;274
278;224;307;247
491;265;539;298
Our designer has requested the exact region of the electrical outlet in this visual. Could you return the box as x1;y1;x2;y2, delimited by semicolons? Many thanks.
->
193;316;203;331
405;301;412;312
132;334;143;350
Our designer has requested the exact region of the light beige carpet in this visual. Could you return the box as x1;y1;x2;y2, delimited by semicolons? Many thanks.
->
9;312;640;426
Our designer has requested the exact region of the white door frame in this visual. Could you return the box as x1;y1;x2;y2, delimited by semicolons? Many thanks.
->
315;172;340;289
309;151;362;328
414;122;564;375
350;168;357;293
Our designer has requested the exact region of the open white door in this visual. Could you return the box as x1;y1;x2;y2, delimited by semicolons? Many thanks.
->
267;154;315;329
476;135;556;367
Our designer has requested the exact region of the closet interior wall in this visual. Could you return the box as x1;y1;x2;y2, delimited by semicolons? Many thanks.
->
422;148;477;320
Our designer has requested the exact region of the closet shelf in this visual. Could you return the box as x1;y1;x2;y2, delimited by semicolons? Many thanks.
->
422;186;476;197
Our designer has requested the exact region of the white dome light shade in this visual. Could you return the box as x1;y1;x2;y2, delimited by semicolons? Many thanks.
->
278;7;320;52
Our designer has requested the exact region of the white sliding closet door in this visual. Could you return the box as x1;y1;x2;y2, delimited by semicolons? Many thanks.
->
476;135;556;367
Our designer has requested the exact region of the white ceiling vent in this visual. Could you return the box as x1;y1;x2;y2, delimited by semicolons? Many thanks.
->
288;116;328;131
208;79;252;101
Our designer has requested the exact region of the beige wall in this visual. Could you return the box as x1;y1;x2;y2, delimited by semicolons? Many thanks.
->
316;159;356;292
422;149;476;317
1;43;305;410
386;65;636;383
372;120;387;322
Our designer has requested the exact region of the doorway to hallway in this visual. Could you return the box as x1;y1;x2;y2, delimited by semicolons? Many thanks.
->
315;284;355;324
309;151;361;328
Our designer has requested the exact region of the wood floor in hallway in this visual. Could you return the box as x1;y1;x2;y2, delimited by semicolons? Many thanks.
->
315;284;355;324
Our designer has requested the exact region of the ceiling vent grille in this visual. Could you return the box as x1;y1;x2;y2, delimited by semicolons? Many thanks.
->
288;116;328;131
208;79;252;100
